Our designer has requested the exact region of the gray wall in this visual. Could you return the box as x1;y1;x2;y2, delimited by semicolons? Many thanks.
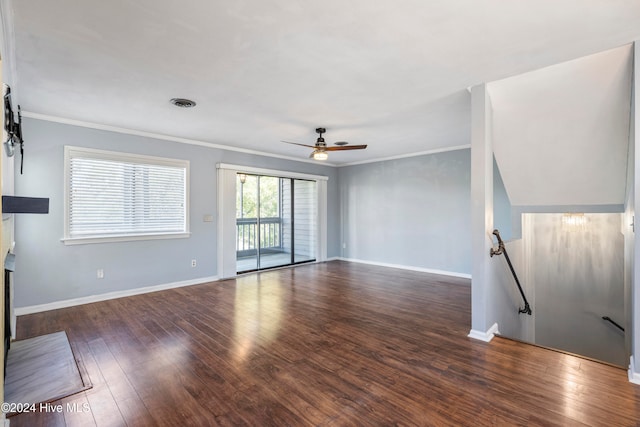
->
14;118;339;307
488;238;531;341
493;157;512;241
490;157;531;340
338;148;471;275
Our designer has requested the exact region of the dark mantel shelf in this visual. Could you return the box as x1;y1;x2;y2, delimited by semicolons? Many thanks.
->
2;196;49;214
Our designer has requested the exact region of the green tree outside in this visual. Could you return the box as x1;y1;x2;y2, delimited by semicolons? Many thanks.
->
236;174;280;218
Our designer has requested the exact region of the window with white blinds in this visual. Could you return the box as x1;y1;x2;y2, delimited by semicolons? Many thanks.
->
63;146;190;244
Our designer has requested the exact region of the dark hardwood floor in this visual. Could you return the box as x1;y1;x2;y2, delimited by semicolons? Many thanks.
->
9;260;640;426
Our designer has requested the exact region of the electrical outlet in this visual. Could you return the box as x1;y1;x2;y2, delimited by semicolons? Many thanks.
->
191;259;197;267
342;242;347;249
97;269;104;279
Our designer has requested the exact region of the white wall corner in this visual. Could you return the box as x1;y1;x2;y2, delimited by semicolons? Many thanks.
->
629;355;640;384
468;322;499;342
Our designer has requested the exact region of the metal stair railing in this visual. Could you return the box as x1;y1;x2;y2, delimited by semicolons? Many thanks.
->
602;316;624;332
490;229;532;315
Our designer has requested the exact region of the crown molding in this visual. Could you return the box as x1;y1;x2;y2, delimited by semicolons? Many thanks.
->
22;111;470;168
21;111;341;166
337;144;471;167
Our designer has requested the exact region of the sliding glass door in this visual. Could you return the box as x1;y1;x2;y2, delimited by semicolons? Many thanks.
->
236;173;316;273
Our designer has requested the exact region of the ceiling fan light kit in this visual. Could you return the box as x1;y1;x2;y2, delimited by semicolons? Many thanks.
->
282;127;367;161
312;150;328;161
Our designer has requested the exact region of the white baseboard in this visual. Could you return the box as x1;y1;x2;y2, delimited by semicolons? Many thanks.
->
13;258;468;316
629;356;640;385
337;257;471;279
15;275;219;316
468;323;499;342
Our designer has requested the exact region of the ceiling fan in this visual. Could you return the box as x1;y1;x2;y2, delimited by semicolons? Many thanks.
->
282;128;367;161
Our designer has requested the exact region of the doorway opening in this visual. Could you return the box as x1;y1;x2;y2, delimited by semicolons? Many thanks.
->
521;212;626;366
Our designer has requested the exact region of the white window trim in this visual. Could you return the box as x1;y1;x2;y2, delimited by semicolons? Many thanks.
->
216;163;329;181
62;146;191;245
216;163;328;278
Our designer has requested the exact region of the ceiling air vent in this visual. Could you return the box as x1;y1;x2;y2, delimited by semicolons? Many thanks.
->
170;98;196;108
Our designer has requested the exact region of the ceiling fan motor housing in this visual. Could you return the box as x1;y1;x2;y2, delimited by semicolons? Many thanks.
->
315;127;327;147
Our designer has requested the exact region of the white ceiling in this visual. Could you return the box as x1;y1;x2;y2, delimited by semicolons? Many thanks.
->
490;45;633;207
6;0;640;165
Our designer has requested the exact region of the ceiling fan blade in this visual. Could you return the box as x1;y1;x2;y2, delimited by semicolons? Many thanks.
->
282;140;317;148
325;145;367;151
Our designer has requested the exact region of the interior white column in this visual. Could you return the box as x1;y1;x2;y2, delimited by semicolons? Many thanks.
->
469;83;497;341
630;40;640;383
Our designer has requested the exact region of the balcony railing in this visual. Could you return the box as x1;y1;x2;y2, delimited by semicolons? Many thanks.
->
236;217;283;257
